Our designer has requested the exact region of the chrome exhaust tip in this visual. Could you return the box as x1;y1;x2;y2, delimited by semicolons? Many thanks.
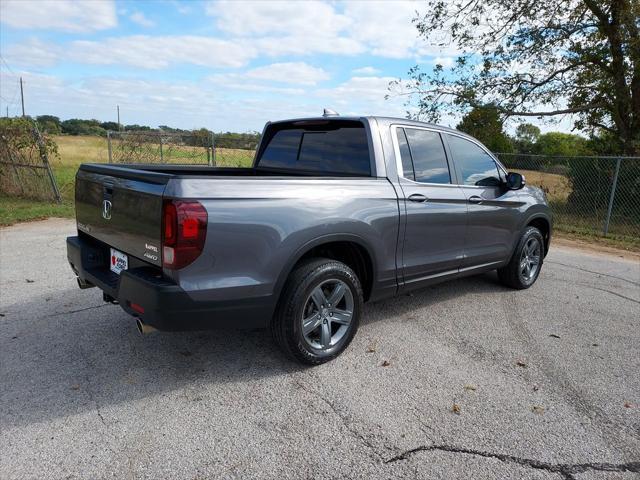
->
136;319;157;335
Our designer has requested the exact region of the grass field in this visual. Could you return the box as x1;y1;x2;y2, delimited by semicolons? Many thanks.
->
1;135;255;225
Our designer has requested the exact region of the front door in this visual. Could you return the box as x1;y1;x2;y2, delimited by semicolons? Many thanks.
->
445;134;522;268
395;127;468;290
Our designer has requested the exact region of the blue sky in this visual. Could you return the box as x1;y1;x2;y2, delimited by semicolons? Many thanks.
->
0;0;569;133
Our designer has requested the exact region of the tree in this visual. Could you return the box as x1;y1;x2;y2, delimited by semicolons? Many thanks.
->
532;132;592;156
393;0;640;154
100;121;120;131
456;105;513;152
36;115;61;134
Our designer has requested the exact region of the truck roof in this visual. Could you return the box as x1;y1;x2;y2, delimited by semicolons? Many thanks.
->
267;115;470;139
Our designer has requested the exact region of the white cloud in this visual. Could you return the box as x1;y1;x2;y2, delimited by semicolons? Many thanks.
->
352;66;381;76
0;0;117;33
432;56;455;68
208;0;351;36
68;36;256;69
343;1;422;59
130;12;154;28
207;1;362;57
315;76;406;116
245;62;330;85
3;39;60;68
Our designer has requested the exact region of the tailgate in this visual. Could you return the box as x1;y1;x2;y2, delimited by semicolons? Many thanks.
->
75;165;170;267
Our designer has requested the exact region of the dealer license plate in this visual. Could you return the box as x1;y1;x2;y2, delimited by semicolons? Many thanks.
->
110;248;128;275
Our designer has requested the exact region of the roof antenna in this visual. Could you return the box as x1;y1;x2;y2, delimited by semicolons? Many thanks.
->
322;108;339;117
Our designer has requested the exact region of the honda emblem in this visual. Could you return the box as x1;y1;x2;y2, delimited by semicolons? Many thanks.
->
102;199;112;220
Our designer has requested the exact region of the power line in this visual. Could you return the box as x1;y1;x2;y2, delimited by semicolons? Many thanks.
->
0;55;18;77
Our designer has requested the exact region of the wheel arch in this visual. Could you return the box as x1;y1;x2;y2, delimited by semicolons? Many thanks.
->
273;234;377;304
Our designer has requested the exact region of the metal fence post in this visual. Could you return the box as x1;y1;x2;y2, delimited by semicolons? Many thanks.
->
107;131;113;163
210;131;215;167
159;136;164;163
603;157;622;236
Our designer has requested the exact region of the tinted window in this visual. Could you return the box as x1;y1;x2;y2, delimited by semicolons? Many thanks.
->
396;128;414;180
404;128;450;184
447;135;500;186
258;123;371;175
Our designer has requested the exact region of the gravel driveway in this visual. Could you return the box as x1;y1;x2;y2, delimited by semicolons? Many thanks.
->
1;219;638;479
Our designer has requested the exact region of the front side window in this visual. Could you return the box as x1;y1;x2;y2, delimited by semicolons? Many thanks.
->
447;135;501;186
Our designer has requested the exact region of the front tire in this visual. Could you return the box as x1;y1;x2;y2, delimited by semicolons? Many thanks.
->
498;226;544;289
271;258;363;365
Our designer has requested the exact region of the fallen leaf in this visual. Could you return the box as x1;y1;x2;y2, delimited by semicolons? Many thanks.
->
532;406;545;415
380;359;391;367
70;384;80;391
516;360;527;368
533;384;539;392
452;403;461;415
25;279;34;283
624;402;633;408
463;385;477;391
592;343;599;347
549;334;561;339
366;342;377;353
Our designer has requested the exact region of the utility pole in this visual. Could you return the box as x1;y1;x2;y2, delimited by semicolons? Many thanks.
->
20;77;25;117
5;106;8;118
117;105;121;131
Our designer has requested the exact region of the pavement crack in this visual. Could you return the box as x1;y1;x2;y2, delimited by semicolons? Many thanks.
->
294;379;383;460
384;444;640;479
50;303;111;317
547;261;640;287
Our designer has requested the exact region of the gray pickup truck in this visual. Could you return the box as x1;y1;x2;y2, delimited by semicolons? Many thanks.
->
67;114;551;364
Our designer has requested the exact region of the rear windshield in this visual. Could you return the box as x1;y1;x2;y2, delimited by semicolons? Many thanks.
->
256;120;371;175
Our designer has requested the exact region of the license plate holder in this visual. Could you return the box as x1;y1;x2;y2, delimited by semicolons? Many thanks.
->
110;248;128;275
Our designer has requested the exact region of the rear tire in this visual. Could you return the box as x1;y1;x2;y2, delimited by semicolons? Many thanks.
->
271;258;363;365
498;226;544;289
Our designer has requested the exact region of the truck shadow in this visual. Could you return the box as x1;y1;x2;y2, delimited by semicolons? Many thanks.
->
1;272;507;429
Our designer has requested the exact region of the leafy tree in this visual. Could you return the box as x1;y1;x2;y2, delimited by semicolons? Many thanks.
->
515;124;541;144
61;119;105;136
456;105;513;152
36;115;61;134
393;0;640;154
124;124;151;131
533;132;592;156
100;121;120;131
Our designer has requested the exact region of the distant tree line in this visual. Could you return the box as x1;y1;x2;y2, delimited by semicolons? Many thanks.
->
455;105;624;157
32;115;261;150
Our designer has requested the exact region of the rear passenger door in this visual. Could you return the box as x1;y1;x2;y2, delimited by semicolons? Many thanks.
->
444;134;522;269
394;127;468;290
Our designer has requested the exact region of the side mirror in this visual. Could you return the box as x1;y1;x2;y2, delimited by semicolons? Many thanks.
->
506;172;525;190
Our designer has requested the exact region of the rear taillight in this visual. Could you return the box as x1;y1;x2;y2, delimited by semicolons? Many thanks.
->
162;200;207;269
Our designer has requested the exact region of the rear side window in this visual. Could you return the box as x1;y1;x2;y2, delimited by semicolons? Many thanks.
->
257;121;371;175
396;128;415;179
396;127;450;184
447;135;500;186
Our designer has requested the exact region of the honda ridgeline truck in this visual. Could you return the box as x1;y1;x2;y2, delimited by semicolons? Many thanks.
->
67;113;551;364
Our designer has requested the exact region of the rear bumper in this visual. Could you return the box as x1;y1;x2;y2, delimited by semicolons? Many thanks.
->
66;235;272;331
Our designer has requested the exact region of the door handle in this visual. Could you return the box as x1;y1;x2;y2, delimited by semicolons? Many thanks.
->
408;193;428;203
468;195;483;204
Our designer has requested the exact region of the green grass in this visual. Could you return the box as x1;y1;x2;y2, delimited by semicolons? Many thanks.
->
0;195;74;225
2;135;255;226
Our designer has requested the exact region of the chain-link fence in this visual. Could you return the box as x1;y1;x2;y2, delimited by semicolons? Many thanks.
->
495;153;640;247
0;117;61;202
106;131;257;167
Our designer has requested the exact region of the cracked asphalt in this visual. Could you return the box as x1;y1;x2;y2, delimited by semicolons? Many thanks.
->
1;218;639;479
